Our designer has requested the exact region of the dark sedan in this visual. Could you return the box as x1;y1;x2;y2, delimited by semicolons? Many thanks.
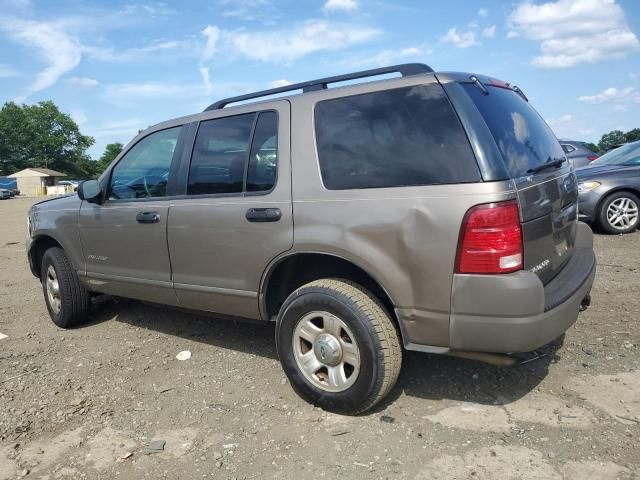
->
577;140;640;234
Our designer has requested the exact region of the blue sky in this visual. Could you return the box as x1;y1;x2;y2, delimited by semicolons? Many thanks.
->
0;0;639;159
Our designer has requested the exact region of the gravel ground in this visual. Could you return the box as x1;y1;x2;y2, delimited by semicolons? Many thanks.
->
0;196;638;479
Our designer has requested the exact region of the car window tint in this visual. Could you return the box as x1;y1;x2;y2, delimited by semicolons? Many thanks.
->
247;111;278;192
109;126;182;200
595;142;640;165
314;84;481;190
463;84;565;178
562;144;575;154
188;114;255;195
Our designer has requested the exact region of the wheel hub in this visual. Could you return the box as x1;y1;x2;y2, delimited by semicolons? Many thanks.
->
314;333;342;366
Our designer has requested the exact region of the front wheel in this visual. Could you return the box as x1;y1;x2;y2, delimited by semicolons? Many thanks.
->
41;247;91;328
598;191;640;234
276;279;402;414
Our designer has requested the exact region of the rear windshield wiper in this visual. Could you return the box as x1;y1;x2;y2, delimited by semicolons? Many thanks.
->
527;158;565;175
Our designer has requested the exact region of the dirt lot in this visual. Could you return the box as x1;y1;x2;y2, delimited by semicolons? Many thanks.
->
0;196;638;479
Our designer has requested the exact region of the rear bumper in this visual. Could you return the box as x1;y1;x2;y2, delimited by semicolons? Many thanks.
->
448;222;595;353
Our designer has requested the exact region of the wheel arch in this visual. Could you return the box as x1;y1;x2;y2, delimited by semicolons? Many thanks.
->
260;252;400;330
28;235;64;279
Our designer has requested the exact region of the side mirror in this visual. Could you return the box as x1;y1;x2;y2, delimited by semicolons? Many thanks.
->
78;180;103;204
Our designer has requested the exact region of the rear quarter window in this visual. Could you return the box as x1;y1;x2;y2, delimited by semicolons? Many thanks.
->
314;84;481;190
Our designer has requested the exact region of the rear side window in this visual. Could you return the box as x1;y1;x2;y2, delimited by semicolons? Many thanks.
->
188;111;278;195
561;144;576;154
188;114;254;195
463;84;565;178
314;84;481;190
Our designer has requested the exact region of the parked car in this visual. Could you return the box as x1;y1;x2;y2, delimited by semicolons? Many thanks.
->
0;189;11;200
58;180;80;191
577;140;640;234
558;140;599;168
26;64;596;414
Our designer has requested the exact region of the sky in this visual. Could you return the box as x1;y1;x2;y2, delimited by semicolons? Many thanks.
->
0;0;639;159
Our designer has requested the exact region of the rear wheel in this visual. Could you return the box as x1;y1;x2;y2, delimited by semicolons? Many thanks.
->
276;279;402;414
598;191;639;234
41;247;91;328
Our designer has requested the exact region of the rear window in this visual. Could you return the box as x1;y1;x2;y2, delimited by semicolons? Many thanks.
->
463;84;565;178
314;84;481;190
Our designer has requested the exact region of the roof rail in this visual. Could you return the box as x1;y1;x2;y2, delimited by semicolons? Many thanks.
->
204;63;434;111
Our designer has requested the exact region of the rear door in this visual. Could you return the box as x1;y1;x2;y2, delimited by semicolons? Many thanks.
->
167;101;292;319
461;82;578;284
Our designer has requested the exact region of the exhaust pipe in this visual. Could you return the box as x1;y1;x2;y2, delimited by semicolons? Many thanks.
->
580;294;591;312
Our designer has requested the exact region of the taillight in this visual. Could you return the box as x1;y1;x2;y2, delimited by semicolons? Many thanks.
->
587;155;598;162
456;200;523;274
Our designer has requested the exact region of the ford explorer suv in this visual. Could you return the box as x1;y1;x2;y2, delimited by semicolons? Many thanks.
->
27;64;596;414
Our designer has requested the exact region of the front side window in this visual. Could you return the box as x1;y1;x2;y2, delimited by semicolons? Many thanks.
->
109;126;182;200
188;111;278;195
314;84;481;190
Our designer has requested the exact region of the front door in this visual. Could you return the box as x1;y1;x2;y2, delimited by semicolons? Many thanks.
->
79;125;184;304
168;102;293;319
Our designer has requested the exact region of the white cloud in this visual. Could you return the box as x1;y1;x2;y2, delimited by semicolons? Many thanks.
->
482;25;496;38
201;25;220;62
84;40;191;63
198;25;220;96
269;79;291;88
577;86;640;104
67;76;99;87
508;0;640;69
205;20;379;64
70;109;88;126
86;118;147;140
352;46;425;67
199;67;213;95
0;18;82;99
0;64;21;78
440;27;477;48
324;0;358;12
478;8;488;17
217;0;274;21
105;82;200;99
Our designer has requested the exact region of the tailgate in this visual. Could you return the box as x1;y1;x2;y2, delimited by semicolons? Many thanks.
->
460;80;578;284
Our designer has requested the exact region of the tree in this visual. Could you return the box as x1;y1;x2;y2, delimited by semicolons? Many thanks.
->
96;143;123;174
0;100;96;177
597;130;626;152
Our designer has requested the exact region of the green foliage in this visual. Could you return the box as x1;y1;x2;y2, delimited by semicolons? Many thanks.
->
584;142;599;153
596;128;640;153
0;100;96;177
96;142;124;174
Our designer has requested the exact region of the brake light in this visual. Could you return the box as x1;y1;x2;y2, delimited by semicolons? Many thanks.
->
456;201;523;274
587;155;598;162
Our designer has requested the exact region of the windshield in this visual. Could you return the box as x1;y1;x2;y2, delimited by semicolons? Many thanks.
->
594;142;640;166
463;84;566;178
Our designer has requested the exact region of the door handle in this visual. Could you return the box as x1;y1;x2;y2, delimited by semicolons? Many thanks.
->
136;211;160;224
245;208;281;223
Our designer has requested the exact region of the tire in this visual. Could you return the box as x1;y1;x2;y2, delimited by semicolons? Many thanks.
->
276;279;402;415
41;247;91;328
598;191;640;234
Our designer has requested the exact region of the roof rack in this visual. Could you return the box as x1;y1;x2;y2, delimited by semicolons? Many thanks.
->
204;63;434;111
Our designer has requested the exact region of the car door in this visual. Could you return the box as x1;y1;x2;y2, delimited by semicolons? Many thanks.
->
168;102;293;319
78;124;186;304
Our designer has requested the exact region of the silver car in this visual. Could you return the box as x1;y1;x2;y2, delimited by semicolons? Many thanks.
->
26;64;596;413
